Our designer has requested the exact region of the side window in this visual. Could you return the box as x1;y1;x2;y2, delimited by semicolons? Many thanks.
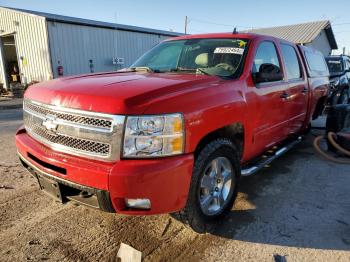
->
253;41;281;74
281;44;302;80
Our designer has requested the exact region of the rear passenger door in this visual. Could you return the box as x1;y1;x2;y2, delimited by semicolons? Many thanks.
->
280;43;308;134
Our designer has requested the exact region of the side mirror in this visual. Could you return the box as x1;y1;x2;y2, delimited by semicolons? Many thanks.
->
253;63;283;84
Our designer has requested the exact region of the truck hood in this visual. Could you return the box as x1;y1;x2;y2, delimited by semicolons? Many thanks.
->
25;72;217;114
329;72;344;78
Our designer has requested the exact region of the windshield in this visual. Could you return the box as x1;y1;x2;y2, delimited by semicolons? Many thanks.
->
131;38;248;77
326;58;343;73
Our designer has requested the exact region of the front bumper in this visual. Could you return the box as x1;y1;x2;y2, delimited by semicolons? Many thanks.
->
16;128;194;215
19;152;115;212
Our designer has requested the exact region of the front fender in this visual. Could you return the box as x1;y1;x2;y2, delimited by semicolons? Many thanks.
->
143;79;248;154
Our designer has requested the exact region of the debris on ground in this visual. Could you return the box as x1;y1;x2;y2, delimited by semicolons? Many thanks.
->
117;243;142;262
274;254;288;262
28;239;41;246
0;185;14;189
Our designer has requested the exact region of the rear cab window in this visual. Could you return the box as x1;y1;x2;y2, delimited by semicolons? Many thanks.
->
299;46;329;77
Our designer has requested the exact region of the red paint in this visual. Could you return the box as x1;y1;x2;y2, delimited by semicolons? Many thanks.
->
16;33;328;214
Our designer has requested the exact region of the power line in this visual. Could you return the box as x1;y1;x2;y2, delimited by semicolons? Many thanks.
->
189;28;209;34
189;17;253;29
335;30;350;34
333;22;350;26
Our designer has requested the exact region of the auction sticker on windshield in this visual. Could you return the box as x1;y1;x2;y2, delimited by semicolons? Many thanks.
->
214;47;244;55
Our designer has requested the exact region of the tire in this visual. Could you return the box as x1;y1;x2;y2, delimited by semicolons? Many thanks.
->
339;89;349;105
302;123;312;135
174;138;240;233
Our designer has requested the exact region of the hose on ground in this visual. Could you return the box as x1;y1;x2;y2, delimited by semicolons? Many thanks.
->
313;132;350;164
327;132;350;157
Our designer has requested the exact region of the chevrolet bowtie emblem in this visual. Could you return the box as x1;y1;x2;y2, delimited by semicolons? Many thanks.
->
42;115;58;133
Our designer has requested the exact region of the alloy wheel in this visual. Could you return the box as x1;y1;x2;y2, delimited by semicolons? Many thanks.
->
198;156;234;216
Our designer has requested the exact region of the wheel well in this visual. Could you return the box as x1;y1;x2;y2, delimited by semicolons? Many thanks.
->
312;96;327;120
194;123;244;159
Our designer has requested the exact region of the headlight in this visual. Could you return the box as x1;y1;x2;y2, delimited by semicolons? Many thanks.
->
123;114;184;158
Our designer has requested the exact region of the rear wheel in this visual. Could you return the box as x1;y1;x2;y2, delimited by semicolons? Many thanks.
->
175;139;240;233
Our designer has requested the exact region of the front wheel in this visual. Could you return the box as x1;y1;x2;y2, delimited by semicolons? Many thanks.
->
175;139;240;233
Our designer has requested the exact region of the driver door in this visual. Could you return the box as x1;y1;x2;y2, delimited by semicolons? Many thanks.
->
250;41;290;155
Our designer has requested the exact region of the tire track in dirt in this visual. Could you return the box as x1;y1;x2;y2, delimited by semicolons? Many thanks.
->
48;213;182;261
0;196;69;234
0;204;93;261
0;161;36;204
93;215;225;262
58;215;142;262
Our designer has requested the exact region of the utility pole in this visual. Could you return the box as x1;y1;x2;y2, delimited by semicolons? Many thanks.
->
184;16;188;34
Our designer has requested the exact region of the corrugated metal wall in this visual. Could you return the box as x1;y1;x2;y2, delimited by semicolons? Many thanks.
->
0;8;52;87
47;21;169;77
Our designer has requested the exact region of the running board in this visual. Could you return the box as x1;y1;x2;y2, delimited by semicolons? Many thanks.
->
241;136;302;177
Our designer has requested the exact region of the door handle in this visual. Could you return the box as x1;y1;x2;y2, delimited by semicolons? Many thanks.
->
280;92;290;99
301;88;308;93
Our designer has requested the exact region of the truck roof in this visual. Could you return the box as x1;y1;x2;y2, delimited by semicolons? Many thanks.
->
166;32;295;45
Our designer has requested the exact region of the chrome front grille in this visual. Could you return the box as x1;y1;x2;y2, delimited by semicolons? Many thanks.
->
24;116;111;155
24;100;113;129
23;99;125;161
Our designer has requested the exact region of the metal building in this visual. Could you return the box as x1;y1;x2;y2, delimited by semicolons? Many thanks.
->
0;6;182;90
248;20;338;56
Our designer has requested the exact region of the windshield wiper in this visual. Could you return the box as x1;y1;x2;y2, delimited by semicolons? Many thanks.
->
196;68;211;76
169;67;213;76
169;67;197;72
129;66;161;73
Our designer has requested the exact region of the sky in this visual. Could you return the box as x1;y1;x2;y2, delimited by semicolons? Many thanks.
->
1;0;349;54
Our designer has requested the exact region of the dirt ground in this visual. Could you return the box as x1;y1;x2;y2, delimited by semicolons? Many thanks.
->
0;108;349;262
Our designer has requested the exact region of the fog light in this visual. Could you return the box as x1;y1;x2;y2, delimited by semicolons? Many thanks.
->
125;198;151;210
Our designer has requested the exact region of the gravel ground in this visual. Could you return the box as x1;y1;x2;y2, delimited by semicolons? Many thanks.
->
0;108;349;262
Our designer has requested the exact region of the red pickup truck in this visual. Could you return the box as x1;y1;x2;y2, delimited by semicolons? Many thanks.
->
16;33;329;232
